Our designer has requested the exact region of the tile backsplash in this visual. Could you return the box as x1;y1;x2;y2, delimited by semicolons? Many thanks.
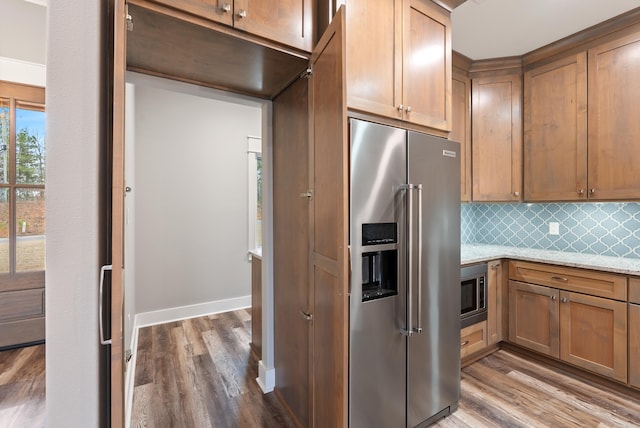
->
461;203;640;259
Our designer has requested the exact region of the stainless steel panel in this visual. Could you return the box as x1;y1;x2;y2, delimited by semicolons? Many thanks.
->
406;132;461;427
349;119;406;428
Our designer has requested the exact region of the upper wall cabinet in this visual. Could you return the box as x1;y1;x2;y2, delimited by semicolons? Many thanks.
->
587;31;640;200
345;0;452;134
148;0;313;52
452;67;471;202
523;53;587;201
471;68;523;202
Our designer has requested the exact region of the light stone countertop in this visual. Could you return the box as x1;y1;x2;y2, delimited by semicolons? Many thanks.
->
461;243;640;276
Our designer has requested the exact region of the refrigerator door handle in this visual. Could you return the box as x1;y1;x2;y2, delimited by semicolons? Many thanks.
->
401;183;420;337
99;264;113;345
415;183;423;334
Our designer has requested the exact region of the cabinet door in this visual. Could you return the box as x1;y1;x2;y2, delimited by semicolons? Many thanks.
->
508;280;559;357
524;53;587;201
346;0;401;120
151;0;233;25
472;71;522;201
630;303;640;389
402;0;451;131
233;0;313;52
588;31;640;200
487;260;503;345
273;77;310;426
559;291;627;383
452;71;471;202
308;8;348;427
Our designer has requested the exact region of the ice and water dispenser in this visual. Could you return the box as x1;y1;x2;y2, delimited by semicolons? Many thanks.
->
361;223;398;302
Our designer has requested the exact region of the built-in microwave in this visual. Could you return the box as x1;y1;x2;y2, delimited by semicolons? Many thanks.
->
460;263;487;329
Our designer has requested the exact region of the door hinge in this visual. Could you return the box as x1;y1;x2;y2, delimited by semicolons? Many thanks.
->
300;67;312;79
125;5;134;31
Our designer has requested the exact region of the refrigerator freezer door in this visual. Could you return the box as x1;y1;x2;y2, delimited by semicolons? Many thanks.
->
406;132;461;427
349;119;407;428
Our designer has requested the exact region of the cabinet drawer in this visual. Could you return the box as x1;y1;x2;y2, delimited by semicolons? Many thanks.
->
0;289;44;322
461;320;487;359
509;260;626;301
629;278;640;304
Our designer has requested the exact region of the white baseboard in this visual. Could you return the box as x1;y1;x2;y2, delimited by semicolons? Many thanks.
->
135;295;251;328
257;360;275;393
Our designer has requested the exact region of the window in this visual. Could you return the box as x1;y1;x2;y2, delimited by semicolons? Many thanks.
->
247;136;262;252
0;82;46;276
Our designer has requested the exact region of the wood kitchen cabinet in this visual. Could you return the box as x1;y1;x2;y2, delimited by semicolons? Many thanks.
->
460;321;487;359
471;68;523;201
629;278;640;389
452;58;471;202
345;0;452;133
486;259;504;345
147;0;314;52
509;261;628;383
587;30;640;200
273;9;347;427
250;254;262;359
524;52;587;201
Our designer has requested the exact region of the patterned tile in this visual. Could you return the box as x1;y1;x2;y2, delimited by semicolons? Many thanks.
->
461;203;640;259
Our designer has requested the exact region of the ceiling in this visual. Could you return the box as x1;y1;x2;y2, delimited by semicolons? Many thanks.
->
451;0;640;60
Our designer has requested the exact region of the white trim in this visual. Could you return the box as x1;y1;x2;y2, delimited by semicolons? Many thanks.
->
256;360;275;393
0;57;46;87
135;295;251;328
124;320;139;428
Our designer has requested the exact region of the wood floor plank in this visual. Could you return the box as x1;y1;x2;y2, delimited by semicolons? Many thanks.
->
434;349;640;428
132;309;296;428
0;344;45;428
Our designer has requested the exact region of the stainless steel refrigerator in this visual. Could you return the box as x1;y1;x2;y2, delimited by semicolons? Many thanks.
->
349;118;461;428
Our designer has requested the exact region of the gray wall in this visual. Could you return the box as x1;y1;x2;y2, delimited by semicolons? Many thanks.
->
133;76;262;314
46;0;101;426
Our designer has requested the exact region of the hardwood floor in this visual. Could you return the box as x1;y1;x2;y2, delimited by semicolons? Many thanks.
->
133;309;640;428
435;350;640;427
131;309;296;428
0;344;46;428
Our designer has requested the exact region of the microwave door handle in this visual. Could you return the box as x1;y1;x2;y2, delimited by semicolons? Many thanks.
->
415;184;423;334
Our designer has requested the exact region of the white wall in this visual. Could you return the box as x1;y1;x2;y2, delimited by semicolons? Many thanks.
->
0;0;46;64
0;0;46;86
46;0;101;426
132;75;262;314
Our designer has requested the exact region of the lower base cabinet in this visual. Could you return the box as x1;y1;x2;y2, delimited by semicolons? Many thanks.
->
508;262;628;383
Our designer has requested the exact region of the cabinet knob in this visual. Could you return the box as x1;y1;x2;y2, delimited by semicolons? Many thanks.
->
514;191;520;197
461;340;469;346
550;295;556;300
237;9;247;19
578;188;584;195
221;3;231;13
405;106;412;113
561;297;568;303
397;104;404;112
589;188;596;195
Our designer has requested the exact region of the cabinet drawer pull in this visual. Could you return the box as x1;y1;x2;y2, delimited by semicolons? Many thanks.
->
551;276;568;282
461;340;469;346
